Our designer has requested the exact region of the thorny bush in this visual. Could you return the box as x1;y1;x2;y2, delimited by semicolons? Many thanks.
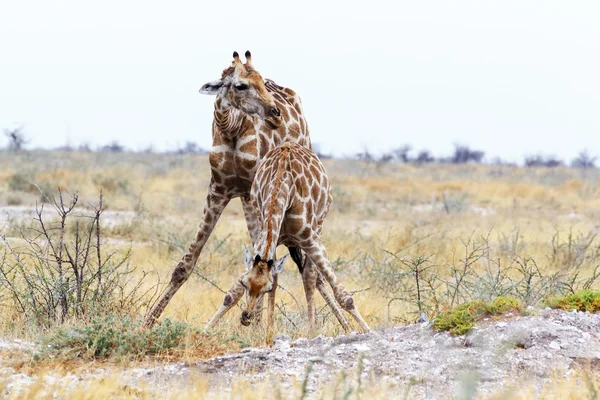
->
0;187;162;329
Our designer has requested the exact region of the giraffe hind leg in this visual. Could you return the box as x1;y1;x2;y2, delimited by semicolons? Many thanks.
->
301;253;351;333
289;246;316;333
315;270;351;333
306;241;371;333
292;247;351;334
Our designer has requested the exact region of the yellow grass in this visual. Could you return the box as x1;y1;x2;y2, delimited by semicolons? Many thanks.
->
1;150;600;397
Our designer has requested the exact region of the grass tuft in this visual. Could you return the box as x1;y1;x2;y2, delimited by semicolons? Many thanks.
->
40;314;235;362
433;297;522;336
547;290;600;312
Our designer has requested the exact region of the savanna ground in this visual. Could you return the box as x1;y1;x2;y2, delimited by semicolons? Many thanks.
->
1;150;600;399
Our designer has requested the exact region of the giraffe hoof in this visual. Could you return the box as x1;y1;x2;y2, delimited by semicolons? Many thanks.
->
240;311;253;326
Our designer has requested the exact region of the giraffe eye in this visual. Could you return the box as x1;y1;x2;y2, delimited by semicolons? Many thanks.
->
235;83;249;91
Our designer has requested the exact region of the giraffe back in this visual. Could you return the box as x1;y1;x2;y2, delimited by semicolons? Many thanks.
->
251;142;332;248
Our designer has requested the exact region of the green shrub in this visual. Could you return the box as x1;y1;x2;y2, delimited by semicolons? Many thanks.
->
547;290;600;312
7;171;36;192
43;314;193;360
433;297;522;336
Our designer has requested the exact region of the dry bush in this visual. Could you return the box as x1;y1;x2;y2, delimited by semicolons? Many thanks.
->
0;188;162;331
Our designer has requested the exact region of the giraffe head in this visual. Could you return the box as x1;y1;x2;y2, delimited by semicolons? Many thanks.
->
239;245;288;326
199;51;282;129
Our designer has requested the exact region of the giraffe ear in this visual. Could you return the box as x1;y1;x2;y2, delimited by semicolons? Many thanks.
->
243;244;253;269
271;254;288;276
199;79;225;95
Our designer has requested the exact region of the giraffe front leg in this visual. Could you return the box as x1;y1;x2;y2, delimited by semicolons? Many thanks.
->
144;183;230;328
266;274;278;345
241;197;260;246
241;197;265;324
253;294;265;324
306;241;371;333
205;278;245;331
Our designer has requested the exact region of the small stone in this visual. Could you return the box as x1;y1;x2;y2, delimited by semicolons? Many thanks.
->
291;338;309;348
354;343;370;352
274;335;290;343
549;341;561;350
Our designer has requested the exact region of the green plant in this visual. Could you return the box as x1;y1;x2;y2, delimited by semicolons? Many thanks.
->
547;290;600;312
43;314;193;360
433;297;522;336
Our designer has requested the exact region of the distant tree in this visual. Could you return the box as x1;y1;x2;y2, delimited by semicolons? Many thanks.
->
379;153;394;164
78;143;92;152
490;157;517;167
392;145;412;163
55;144;74;152
524;154;563;168
571;150;597;169
355;147;395;171
355;148;374;162
4;127;28;151
99;141;125;153
175;141;208;155
450;143;484;164
414;150;435;164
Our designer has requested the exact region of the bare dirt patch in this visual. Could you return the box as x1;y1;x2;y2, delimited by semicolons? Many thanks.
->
3;309;599;398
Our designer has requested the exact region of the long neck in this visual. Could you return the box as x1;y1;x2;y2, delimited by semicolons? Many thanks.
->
255;147;292;260
214;96;245;137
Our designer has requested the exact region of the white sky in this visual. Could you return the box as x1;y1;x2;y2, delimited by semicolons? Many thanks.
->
1;1;599;161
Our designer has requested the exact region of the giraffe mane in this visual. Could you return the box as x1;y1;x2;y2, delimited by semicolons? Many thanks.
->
263;145;291;259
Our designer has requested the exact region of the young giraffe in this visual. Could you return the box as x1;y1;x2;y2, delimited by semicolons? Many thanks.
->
144;51;351;328
205;143;371;337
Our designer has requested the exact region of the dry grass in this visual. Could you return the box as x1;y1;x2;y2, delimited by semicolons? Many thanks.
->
1;363;600;399
1;150;600;396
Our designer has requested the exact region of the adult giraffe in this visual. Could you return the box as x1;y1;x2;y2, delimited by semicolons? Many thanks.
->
144;51;338;327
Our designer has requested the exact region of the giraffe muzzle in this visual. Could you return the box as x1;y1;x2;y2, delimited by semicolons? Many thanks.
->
240;310;253;326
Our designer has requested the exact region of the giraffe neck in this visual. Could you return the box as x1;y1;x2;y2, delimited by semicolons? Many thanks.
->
213;96;245;137
255;146;292;260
